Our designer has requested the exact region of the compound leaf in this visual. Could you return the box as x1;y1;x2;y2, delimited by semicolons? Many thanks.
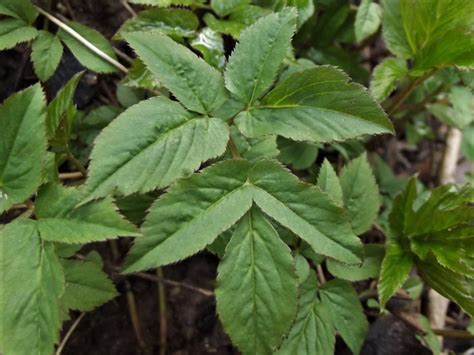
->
125;159;362;272
236;66;394;143
85;97;229;199
0;219;64;355
0;84;46;213
124;160;255;272
225;8;297;106
35;183;140;244
125;31;227;114
216;208;298;355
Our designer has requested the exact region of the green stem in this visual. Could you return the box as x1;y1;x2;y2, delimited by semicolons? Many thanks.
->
386;69;438;116
66;150;87;177
227;137;241;159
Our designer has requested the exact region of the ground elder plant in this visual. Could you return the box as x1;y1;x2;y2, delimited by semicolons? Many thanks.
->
0;0;473;354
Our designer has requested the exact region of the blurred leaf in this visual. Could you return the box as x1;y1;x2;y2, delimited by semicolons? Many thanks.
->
428;86;474;129
355;0;381;43
461;124;474;161
117;8;198;38
0;18;37;50
0;0;38;24
370;57;407;102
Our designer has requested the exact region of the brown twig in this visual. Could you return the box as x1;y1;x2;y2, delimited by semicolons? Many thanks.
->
58;171;84;180
109;240;147;350
132;272;214;297
156;268;167;355
55;313;85;355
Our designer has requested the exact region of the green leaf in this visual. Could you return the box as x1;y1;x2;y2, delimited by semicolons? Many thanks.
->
327;244;384;281
277;273;335;354
216;208;298;355
277;137;319;170
0;219;64;355
211;0;249;17
0;0;38;24
46;72;82;145
382;0;474;70
403;275;423;299
236;66;394;143
317;159;343;206
251;160;363;264
355;0;382;43
0;85;46;213
0;18;38;50
35;183;140;243
117;8;199;38
224;8;297;106
125;31;227;114
58;21;118;73
418;257;474;317
286;0;315;28
124;159;255;272
230;126;279;161
417;315;442;355
122;58;159;90
61;259;118;312
402;0;474;70
31;31;63;81
339;153;380;235
320;279;369;355
204;5;271;39
428;86;474;129
461;124;474;161
370;57;408;102
381;0;412;59
125;159;362;272
85;97;229;199
127;0;205;5
378;240;413;308
190;28;226;70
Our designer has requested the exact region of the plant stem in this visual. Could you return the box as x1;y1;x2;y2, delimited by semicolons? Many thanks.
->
316;265;326;285
227;138;241;159
66;150;87;177
55;313;85;355
34;6;129;74
109;240;147;350
386;70;437;116
58;171;84;180
432;328;474;339
157;268;167;355
132;272;214;297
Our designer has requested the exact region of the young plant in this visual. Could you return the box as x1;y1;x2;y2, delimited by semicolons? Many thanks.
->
1;0;473;354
